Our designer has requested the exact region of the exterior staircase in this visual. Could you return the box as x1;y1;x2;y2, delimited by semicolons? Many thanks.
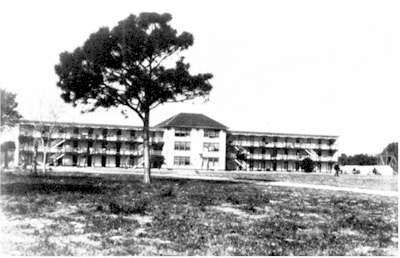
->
305;149;318;160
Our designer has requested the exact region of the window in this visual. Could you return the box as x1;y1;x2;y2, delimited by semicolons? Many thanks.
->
203;157;219;169
130;130;136;137
175;128;190;137
273;137;278;143
73;128;79;134
117;129;122;136
203;142;219;152
102;129;108;137
102;142;107;149
174;141;191;151
204;129;219;138
284;149;288;155
73;140;78;148
318;139;322;145
88;128;93;135
272;149;278;157
174;156;190;166
58;128;65;134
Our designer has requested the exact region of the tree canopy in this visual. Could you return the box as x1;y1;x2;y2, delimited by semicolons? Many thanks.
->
338;153;378;166
54;13;214;183
0;88;22;130
301;157;314;173
54;13;212;118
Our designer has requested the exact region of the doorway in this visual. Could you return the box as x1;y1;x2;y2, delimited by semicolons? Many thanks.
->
72;155;78;166
116;155;120;168
87;155;92;167
101;155;107;167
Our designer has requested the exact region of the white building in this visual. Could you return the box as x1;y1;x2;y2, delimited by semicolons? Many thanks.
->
11;112;339;172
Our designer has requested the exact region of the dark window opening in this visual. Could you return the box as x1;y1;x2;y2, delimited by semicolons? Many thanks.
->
273;162;277;171
115;155;120;167
101;156;107;167
87;155;92;166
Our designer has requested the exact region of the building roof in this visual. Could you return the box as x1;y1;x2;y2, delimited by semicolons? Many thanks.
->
228;130;338;139
19;119;150;131
155;113;229;130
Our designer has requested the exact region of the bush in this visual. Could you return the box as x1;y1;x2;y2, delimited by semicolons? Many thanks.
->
151;155;165;169
301;158;314;173
159;185;174;197
108;198;148;215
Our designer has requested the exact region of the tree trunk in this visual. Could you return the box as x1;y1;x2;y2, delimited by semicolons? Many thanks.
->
3;145;9;169
42;149;47;174
143;110;151;184
33;143;38;175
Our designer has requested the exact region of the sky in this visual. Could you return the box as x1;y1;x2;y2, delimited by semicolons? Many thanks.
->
0;0;399;155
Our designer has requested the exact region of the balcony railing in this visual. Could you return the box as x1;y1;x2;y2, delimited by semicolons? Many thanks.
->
231;140;337;150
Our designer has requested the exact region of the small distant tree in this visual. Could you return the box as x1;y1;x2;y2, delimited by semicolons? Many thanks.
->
339;153;377;166
301;157;315;173
379;142;398;172
0;141;15;169
0;88;22;131
55;13;213;184
31;106;61;175
338;153;348;166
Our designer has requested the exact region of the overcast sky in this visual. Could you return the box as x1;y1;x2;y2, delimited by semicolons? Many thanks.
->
0;0;399;155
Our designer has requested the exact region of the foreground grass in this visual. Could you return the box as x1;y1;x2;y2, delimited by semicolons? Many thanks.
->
0;173;398;255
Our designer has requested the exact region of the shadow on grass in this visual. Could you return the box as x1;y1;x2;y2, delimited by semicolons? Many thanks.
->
1;182;104;195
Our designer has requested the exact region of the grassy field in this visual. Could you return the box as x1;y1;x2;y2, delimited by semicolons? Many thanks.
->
220;172;398;191
0;173;398;255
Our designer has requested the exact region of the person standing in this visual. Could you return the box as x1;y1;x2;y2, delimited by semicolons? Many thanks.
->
334;163;340;177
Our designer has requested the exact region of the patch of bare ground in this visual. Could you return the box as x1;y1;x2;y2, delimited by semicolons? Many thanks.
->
211;203;275;220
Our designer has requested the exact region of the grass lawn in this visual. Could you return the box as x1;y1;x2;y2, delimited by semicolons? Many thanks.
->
0;173;398;255
218;172;398;191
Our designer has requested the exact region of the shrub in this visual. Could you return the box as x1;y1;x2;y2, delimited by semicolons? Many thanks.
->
159;185;174;197
301;158;314;173
151;155;165;169
4;202;29;215
108;198;148;215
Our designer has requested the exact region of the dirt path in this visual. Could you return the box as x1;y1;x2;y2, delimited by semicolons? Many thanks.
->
243;180;398;197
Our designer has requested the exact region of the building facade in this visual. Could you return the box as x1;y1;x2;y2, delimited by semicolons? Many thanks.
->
227;131;338;172
13;113;338;172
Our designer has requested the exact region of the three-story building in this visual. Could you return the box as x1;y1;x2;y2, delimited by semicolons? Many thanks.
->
13;113;338;172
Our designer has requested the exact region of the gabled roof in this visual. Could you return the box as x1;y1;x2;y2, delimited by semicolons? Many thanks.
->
155;113;228;130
